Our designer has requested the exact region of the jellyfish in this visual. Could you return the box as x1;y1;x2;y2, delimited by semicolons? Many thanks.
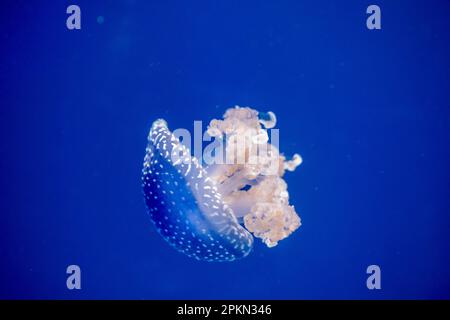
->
142;106;302;262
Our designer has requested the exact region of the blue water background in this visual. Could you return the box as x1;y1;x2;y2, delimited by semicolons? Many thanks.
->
0;0;449;299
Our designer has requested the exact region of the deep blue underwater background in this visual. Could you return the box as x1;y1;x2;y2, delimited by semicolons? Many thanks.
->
1;0;449;299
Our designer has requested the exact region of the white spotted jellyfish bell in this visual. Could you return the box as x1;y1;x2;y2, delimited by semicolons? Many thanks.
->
142;106;302;262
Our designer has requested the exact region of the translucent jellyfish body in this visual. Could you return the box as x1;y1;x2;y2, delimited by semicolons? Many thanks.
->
142;106;302;262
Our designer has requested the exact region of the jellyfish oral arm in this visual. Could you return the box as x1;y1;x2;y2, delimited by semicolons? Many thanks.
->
204;106;302;247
